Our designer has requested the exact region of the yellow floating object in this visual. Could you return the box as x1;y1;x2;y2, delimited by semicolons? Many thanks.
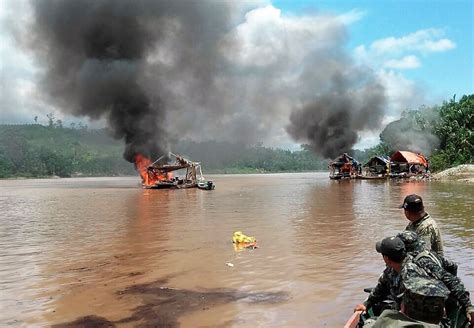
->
232;231;256;244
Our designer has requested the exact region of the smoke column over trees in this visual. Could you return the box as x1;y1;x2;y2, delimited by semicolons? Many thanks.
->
27;0;233;162
286;71;386;158
26;1;387;161
379;106;440;156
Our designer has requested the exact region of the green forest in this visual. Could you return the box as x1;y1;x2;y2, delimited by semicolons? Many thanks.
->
0;95;472;178
0;124;328;178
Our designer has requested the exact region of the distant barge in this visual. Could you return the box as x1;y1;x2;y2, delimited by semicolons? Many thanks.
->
329;151;430;180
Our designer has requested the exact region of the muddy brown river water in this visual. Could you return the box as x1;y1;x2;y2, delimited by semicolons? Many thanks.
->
0;173;473;327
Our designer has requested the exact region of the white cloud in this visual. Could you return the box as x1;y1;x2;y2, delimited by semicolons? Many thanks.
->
354;28;456;72
351;28;455;140
383;55;421;69
377;69;426;116
370;28;456;55
337;9;366;25
222;5;357;68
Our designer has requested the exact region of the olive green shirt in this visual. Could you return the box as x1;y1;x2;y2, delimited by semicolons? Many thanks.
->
371;309;440;327
406;213;444;257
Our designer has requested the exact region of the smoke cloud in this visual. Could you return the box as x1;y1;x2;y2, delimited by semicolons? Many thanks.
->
26;1;386;160
380;108;440;156
27;0;234;161
286;71;386;158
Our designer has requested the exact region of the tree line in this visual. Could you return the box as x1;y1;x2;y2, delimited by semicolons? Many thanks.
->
0;124;327;178
0;95;471;178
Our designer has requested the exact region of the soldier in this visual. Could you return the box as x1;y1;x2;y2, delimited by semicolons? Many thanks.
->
353;236;408;314
371;276;450;327
397;231;457;276
398;231;474;326
401;194;444;256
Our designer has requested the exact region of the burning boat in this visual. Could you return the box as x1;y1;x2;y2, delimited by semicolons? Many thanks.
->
359;156;391;179
328;153;361;180
390;151;429;178
135;152;214;189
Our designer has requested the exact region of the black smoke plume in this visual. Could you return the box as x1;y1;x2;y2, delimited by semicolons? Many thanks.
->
286;72;386;159
26;1;386;159
27;0;231;162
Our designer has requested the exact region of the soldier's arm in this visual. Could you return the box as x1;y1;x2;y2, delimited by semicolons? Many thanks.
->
423;260;472;312
439;256;458;276
416;226;433;253
430;225;444;257
365;269;391;309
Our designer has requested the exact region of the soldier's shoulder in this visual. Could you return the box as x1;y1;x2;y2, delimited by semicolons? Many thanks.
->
417;217;440;233
422;213;439;227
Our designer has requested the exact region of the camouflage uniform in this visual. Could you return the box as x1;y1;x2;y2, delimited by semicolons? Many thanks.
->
401;258;473;322
402;276;450;323
397;231;457;276
405;212;444;257
367;276;450;327
364;265;404;311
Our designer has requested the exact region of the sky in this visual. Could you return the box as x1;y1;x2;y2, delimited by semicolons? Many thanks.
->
0;0;472;151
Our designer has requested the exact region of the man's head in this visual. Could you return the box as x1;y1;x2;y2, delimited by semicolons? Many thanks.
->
376;236;406;270
397;231;425;254
400;194;425;221
401;276;449;324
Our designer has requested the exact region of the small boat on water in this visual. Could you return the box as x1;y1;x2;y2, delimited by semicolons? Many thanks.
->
197;180;215;190
344;303;469;327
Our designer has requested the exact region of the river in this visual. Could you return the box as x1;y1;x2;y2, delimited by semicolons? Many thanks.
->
0;173;472;327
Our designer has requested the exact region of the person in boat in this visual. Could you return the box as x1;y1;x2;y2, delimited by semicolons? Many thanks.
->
397;231;457;276
398;231;474;326
354;236;408;314
355;233;473;326
401;194;444;257
370;276;450;327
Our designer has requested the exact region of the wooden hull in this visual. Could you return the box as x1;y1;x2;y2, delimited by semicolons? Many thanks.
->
356;175;388;180
344;311;362;328
145;182;176;189
329;174;354;180
144;182;197;189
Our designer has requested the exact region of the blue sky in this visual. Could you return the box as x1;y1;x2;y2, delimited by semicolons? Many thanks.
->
275;0;473;99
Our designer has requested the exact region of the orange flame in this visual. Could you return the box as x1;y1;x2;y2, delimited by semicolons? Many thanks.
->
134;153;170;187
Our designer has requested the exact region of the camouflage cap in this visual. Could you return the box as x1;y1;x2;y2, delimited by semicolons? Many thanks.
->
402;276;449;323
397;230;425;253
376;236;406;262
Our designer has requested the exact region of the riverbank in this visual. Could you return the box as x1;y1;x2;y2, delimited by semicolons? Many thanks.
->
432;164;474;183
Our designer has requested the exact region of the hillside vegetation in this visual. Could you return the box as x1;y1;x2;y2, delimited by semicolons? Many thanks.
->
0;125;327;178
1;95;471;178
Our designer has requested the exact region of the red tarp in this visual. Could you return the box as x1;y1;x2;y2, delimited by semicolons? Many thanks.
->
391;151;428;166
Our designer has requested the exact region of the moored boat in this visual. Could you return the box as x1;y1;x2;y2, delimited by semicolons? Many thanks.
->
356;174;387;180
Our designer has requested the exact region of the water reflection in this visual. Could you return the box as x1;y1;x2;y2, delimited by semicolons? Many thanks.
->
0;175;472;327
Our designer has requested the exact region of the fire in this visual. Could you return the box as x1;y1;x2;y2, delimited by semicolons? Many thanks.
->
134;153;170;187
